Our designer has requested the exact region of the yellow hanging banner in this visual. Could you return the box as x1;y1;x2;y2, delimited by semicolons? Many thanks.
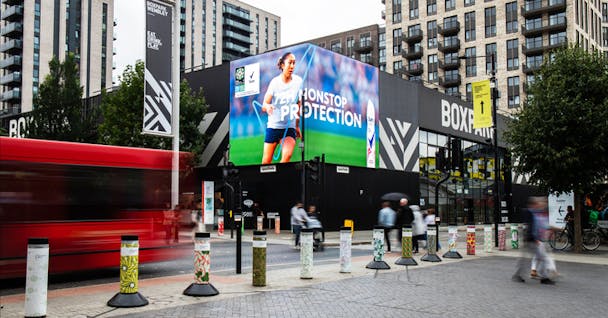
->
472;80;492;128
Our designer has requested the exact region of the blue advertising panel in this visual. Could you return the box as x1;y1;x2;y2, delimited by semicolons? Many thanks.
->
229;43;379;167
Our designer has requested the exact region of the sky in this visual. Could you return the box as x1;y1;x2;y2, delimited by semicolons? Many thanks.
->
113;0;385;82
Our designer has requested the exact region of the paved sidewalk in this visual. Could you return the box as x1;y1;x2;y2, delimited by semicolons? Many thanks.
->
1;228;607;317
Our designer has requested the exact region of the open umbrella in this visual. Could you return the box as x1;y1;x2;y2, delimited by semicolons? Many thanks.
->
380;192;410;202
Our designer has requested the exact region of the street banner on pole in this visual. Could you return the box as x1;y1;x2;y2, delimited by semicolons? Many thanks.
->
144;0;173;136
472;80;492;129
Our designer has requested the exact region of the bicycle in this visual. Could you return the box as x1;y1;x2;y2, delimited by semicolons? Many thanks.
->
549;223;601;251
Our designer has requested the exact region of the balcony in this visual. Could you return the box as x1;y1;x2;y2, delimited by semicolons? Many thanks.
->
407;63;424;76
1;0;23;5
521;0;566;18
522;62;543;74
521;16;567;37
0;71;21;86
0;105;20;117
0;22;23;38
354;39;373;53
438;20;461;36
0;88;21;102
223;29;252;45
223;19;252;34
401;46;423;59
394;68;410;78
1;4;24;21
522;36;567;55
439;59;461;70
0;55;21;70
403;29;423;44
0;39;23;54
438;38;460;52
439;74;461;87
223;6;251;21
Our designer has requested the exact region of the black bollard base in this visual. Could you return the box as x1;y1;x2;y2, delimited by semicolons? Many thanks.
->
183;283;219;297
443;250;463;259
395;257;418;266
421;253;442;262
107;292;148;308
366;260;391;269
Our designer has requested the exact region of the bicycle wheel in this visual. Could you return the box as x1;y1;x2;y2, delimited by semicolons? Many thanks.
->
583;231;601;251
550;230;569;250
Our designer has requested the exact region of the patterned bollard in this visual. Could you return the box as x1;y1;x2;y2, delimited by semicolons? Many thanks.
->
510;223;519;249
466;225;476;255
274;216;281;234
252;231;267;287
107;235;148;307
498;225;506;251
218;216;224;236
366;226;390;269
443;226;463;258
421;229;442;262
24;238;49;318
184;232;219;296
484;224;493;253
395;226;418;266
339;226;352;273
300;228;314;279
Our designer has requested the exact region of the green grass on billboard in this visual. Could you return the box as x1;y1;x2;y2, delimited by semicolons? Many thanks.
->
230;130;375;167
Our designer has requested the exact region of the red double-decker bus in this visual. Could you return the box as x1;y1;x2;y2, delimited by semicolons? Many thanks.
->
0;137;195;279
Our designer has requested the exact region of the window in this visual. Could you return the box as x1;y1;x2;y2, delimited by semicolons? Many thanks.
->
506;39;519;71
603;3;608;22
330;40;342;53
465;47;477;77
526;55;543;69
393;28;403;55
549;12;565;26
393;0;402;23
507;76;520;108
526;36;543;50
466;83;473;101
603;27;608;47
445;86;459;96
465;11;476;42
394;60;403;73
347;36;355;58
427;20;438;48
410;0;419;19
550;31;567;45
427;0;437;15
445;0;456;11
485;7;496;37
464;0;475;6
505;2;518;33
428;54;438;82
485;43;496;74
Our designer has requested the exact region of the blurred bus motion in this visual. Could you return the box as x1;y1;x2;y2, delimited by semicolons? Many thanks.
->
0;137;196;279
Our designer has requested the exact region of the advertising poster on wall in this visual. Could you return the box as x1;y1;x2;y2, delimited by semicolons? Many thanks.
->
548;191;574;227
229;43;379;167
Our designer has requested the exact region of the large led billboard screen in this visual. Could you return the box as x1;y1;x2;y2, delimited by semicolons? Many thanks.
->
229;43;379;167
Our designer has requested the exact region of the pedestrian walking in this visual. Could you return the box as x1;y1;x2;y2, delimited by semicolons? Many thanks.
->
411;205;426;253
290;201;309;247
378;201;396;252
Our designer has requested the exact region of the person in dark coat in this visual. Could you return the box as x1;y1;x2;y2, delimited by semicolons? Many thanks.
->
396;198;414;244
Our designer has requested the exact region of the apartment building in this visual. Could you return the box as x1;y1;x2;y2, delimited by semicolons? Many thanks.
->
295;24;387;71
0;0;114;117
383;0;608;113
179;0;280;72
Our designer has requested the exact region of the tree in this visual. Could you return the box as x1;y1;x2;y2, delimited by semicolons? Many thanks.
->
98;60;209;164
27;53;99;142
504;46;608;252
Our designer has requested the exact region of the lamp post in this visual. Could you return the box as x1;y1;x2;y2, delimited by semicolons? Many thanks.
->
460;52;500;247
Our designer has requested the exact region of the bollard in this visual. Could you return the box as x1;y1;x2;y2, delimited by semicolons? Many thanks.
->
24;238;49;318
252;230;267;286
421;229;442;262
484;224;493;253
510;223;519;249
498;225;506;251
257;215;264;231
395;226;418;266
274;216;281;234
300;228;314;279
366;226;390;269
184;232;219;296
107;235;148;308
466;225;476;255
339;226;352;273
443;225;463;258
218;216;224;236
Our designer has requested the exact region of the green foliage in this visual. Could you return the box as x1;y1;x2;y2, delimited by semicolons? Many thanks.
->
27;53;99;142
504;46;608;194
98;61;209;164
